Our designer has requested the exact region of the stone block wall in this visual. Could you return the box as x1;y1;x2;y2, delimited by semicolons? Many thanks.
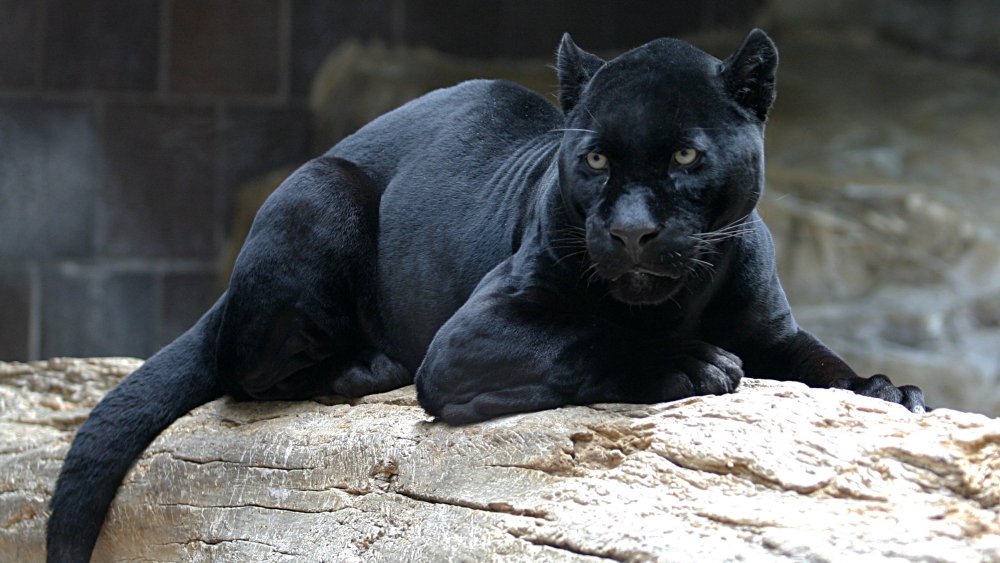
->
0;0;761;361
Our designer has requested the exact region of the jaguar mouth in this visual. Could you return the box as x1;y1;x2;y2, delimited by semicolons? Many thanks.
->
605;267;686;306
611;267;683;282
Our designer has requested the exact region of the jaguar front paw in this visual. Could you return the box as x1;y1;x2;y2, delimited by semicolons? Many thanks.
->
662;342;743;400
835;374;926;413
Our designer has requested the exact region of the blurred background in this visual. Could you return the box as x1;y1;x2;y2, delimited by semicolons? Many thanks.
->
1;0;998;414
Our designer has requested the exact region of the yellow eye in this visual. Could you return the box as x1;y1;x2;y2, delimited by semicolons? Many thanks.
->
673;148;700;166
586;151;609;170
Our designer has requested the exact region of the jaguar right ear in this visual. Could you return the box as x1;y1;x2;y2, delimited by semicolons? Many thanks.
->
556;33;605;114
722;28;779;122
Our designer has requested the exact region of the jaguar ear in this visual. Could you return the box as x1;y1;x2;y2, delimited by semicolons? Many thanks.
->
722;28;779;122
556;33;605;113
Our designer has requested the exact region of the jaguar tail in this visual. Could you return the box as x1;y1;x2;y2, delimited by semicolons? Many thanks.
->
46;295;228;563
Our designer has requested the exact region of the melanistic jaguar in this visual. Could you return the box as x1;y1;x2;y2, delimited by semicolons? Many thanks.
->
48;30;924;562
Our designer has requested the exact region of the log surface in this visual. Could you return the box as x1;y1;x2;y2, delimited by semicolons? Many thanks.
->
1;358;999;562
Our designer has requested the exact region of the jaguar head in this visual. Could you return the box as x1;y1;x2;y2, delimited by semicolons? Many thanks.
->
554;29;778;305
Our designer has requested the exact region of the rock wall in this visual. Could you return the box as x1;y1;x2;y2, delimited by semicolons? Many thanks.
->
755;30;1000;415
761;0;1000;66
2;359;999;561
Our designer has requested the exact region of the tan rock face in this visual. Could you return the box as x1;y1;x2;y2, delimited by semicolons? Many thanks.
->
2;359;999;561
755;30;1000;416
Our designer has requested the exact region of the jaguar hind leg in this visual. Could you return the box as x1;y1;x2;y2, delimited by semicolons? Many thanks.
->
331;350;411;397
237;350;410;401
217;155;410;402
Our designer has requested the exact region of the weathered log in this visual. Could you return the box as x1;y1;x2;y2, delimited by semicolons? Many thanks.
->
1;358;998;561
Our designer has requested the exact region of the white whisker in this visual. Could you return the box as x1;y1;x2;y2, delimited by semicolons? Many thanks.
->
550;128;599;135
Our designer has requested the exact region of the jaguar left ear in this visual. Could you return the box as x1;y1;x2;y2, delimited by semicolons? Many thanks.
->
722;28;779;122
556;33;605;114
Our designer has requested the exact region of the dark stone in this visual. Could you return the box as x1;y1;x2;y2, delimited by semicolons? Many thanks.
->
0;99;98;259
701;0;766;29
169;0;281;96
400;0;738;59
0;264;33;360
98;102;218;258
0;0;41;89
401;0;505;58
291;0;395;97
43;0;159;91
608;0;709;48
157;271;222;349
874;0;1000;65
492;0;616;58
40;266;156;358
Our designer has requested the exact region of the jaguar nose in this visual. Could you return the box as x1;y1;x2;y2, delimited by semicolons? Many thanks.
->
609;222;661;256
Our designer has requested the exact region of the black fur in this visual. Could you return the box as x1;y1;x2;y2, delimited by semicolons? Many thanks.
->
47;30;925;561
556;33;605;112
